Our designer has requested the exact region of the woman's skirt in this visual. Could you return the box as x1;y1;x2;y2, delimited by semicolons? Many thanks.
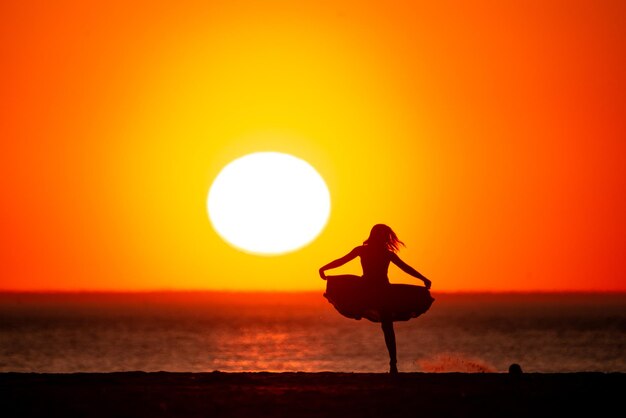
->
323;274;434;323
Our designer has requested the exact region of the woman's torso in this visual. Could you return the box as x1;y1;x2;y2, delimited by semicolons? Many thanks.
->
358;245;392;285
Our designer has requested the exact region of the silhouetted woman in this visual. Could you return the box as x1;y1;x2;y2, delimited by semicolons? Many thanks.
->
319;224;433;374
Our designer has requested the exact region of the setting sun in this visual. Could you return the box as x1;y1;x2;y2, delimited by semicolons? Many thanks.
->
207;152;331;255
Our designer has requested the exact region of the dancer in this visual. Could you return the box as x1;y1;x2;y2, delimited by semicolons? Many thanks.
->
319;224;433;374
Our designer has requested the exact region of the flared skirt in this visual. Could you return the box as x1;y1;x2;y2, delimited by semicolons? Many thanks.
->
323;274;434;323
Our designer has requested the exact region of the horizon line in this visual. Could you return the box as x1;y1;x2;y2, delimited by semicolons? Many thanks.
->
1;288;625;295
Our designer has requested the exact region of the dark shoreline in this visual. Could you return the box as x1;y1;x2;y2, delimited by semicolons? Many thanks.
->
1;371;624;417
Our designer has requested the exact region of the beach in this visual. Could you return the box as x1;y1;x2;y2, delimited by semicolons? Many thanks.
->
2;293;624;416
1;371;623;417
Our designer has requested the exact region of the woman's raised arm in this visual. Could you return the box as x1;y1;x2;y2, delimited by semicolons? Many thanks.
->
319;247;361;280
390;253;431;289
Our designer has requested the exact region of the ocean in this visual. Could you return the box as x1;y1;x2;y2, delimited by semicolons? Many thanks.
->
1;291;625;374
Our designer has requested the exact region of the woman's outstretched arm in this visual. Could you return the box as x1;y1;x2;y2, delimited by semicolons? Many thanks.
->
319;247;361;280
390;253;432;289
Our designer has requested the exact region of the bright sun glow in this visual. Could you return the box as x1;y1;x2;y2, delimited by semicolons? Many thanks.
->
207;152;331;255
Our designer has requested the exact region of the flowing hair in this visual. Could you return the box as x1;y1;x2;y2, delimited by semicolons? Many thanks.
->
363;224;405;253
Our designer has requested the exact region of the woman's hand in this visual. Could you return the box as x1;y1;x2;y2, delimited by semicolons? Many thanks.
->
423;278;432;290
319;268;327;280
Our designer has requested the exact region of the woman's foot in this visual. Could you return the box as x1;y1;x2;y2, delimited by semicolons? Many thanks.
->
389;361;398;374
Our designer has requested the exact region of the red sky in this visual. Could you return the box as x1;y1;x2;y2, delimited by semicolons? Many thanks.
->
1;1;625;292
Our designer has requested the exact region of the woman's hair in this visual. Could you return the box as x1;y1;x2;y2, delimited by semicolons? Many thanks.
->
363;224;405;253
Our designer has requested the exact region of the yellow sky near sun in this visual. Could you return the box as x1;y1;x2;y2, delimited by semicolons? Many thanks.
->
1;0;625;291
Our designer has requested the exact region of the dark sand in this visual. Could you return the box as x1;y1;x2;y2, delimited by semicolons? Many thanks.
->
1;371;624;417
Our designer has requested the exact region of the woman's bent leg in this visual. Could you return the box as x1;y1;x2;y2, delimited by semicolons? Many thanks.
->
381;319;397;373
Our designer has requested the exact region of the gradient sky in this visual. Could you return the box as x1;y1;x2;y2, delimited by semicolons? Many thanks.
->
1;0;625;292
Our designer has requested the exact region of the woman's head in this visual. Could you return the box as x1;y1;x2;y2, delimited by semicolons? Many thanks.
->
363;224;405;252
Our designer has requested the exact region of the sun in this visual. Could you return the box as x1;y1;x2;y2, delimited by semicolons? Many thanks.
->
207;152;331;255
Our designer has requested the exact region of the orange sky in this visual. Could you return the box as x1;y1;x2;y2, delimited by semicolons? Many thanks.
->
1;0;625;292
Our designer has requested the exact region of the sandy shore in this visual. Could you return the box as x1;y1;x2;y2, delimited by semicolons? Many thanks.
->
1;371;624;417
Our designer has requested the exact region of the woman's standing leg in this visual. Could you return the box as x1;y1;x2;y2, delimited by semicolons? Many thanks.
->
381;319;397;374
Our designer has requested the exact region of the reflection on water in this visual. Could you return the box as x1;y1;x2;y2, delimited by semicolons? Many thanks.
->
0;292;625;373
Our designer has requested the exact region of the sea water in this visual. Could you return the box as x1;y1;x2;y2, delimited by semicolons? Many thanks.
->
1;292;624;373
